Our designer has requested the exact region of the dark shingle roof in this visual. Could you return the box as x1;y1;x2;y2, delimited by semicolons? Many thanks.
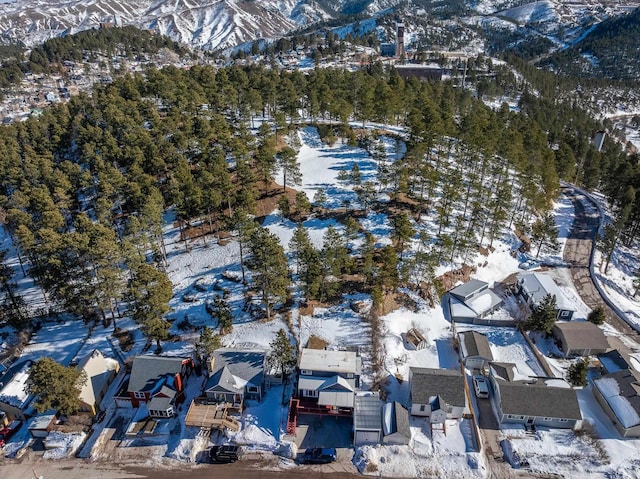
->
459;331;494;360
128;356;188;393
205;348;265;392
393;401;410;438
410;367;466;408
489;362;516;382
497;380;582;420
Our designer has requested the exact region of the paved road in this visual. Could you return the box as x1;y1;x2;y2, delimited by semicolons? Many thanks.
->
562;186;640;342
1;457;360;479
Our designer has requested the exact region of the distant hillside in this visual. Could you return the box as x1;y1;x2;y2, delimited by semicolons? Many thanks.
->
541;8;640;81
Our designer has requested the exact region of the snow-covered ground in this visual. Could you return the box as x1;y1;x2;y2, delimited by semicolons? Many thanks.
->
3;124;640;477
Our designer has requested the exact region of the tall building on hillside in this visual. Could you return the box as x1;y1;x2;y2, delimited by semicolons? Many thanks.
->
395;22;405;58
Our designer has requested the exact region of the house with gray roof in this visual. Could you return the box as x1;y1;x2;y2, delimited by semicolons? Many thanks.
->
515;272;575;320
204;348;266;407
448;279;504;324
489;362;582;429
458;331;494;370
383;401;411;445
409;367;468;420
116;355;194;417
552;321;609;357
593;369;640;437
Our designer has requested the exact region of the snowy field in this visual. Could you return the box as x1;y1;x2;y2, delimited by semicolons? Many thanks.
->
3;125;640;477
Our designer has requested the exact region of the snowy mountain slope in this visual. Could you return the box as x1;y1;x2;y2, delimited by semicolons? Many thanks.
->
0;0;400;50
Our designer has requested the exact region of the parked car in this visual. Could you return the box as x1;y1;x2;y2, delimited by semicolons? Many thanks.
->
302;447;337;464
473;375;489;399
0;421;21;447
209;444;241;463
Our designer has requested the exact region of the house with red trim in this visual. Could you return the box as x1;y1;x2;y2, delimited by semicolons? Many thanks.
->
115;355;194;418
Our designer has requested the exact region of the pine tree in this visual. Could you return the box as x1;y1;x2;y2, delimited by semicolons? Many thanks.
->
209;295;233;334
277;146;301;192
246;227;290;320
391;212;415;261
127;262;173;326
269;328;296;379
531;213;559;258
27;357;88;415
587;306;606;325
195;325;221;362
567;359;588;387
523;294;557;334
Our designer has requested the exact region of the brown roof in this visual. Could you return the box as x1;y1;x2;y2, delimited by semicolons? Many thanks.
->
552;322;609;352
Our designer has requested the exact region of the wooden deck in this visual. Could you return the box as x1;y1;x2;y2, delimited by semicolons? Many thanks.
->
184;398;241;431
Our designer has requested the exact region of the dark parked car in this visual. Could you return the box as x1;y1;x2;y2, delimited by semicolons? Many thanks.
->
302;447;337;464
209;444;241;463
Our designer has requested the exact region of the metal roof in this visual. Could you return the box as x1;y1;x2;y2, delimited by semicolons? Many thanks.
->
449;279;488;301
319;390;354;408
516;272;573;312
354;393;382;430
299;348;360;375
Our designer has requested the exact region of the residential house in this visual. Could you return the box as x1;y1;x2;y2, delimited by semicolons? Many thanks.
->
489;362;582;429
552;322;609;357
593;369;640;437
76;349;120;416
296;348;362;412
448;279;504;324
353;392;383;445
458;331;494;370
514;272;575;320
203;348;266;407
117;355;193;418
409;368;468;421
383;401;411;445
0;360;34;421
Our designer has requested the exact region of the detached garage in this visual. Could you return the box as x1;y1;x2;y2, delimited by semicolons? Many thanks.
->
354;392;382;445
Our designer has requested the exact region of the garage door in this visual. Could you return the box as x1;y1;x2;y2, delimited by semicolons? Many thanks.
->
355;430;380;445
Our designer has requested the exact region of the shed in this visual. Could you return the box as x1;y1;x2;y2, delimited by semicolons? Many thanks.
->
552;322;609;357
458;331;494;370
592;369;640;437
405;328;428;350
28;411;57;438
382;401;411;445
353;392;383;445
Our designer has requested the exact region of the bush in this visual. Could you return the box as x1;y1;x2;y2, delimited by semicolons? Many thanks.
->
567;359;588;387
587;306;606;325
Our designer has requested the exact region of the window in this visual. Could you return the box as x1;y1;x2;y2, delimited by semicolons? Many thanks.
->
346;373;354;379
167;407;174;416
134;392;146;399
507;415;514;419
559;419;568;423
420;405;426;412
247;386;258;393
300;369;312;376
560;310;570;317
543;417;552;421
303;389;318;398
518;416;525;420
